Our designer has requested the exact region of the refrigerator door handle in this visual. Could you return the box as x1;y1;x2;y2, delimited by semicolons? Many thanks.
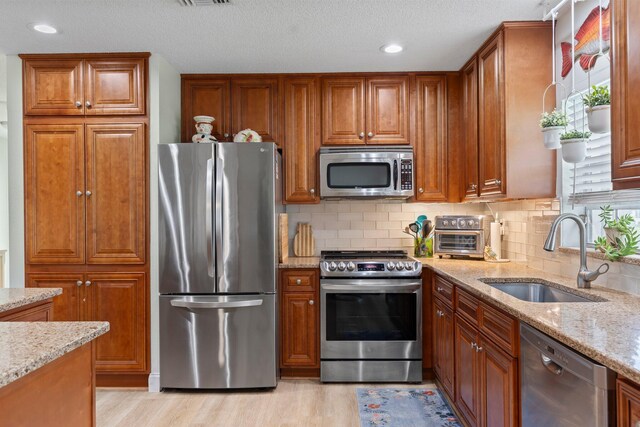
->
206;158;214;277
170;299;263;309
215;151;224;288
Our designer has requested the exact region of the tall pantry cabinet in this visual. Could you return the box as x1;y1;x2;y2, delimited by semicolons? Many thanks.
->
21;53;150;387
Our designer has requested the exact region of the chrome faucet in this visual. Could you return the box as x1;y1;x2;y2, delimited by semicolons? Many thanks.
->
544;213;609;289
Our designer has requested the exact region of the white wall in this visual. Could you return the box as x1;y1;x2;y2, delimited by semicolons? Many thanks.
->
148;54;181;392
0;54;9;287
7;55;23;288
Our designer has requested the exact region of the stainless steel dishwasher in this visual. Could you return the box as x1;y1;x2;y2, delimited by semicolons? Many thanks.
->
520;324;616;427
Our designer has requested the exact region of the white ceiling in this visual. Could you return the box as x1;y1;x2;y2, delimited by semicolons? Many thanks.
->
0;0;549;73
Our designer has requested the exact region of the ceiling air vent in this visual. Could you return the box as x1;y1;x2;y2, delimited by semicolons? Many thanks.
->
178;0;229;5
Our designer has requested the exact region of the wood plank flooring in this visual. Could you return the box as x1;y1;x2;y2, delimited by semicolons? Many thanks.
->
96;380;435;427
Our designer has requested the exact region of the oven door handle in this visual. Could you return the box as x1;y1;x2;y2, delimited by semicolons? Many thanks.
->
321;282;421;292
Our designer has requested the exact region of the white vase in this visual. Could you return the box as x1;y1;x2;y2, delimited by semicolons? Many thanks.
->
561;138;587;163
587;105;611;134
541;126;563;149
192;115;217;143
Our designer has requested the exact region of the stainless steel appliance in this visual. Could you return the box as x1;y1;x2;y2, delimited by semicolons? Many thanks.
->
434;215;490;258
520;323;616;427
319;146;414;199
319;250;423;382
158;142;282;389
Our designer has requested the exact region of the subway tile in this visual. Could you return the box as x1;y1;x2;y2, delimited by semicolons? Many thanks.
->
338;229;364;239
376;221;403;230
324;203;352;213
338;212;363;222
363;212;389;221
366;229;389;239
350;221;376;230
314;230;338;239
298;204;325;213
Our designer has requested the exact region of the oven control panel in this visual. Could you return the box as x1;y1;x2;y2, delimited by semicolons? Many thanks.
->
320;260;422;277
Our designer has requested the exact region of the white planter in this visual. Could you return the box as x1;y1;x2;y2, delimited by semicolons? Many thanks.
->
541;126;563;149
561;138;587;163
587;105;611;134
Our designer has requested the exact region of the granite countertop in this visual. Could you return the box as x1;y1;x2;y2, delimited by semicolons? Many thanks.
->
0;288;62;314
279;257;321;268
417;257;640;384
0;321;109;388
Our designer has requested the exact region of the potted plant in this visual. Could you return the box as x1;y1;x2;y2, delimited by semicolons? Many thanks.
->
539;109;568;149
594;205;639;261
583;85;610;133
560;129;591;163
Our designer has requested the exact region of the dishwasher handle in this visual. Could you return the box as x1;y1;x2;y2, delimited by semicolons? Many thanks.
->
541;354;563;375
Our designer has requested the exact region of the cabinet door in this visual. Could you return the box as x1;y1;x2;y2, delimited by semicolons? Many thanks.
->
433;297;455;398
283;77;320;203
23;59;84;116
86;273;147;372
366;76;410;145
415;76;447;201
181;78;231;142
321;78;366;145
462;58;480;200
84;58;146;115
85;124;146;264
477;33;506;197
25;124;85;264
611;0;640;189
231;78;279;142
480;336;517;427
280;292;318;367
455;315;481;427
618;378;640;427
27;273;84;321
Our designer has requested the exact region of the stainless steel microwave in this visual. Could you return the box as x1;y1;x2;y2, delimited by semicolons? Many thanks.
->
319;146;414;199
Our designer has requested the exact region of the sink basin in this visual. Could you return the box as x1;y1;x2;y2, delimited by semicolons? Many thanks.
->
479;279;604;303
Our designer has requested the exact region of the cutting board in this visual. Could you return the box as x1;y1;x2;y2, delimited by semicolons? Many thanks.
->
279;213;288;263
293;223;315;257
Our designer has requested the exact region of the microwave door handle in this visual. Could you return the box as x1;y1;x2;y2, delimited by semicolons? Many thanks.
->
393;159;398;190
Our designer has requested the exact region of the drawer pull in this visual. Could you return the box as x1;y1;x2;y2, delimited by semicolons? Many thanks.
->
295;279;302;285
76;280;83;287
309;300;314;305
436;286;444;292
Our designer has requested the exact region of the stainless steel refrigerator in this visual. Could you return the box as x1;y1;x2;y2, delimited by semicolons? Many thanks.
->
158;142;282;389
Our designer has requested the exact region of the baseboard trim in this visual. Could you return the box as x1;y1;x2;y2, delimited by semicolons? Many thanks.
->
148;373;160;392
96;373;149;387
280;367;320;378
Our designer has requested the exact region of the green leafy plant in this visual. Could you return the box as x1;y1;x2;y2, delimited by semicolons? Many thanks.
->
560;129;592;141
540;109;569;128
583;85;610;108
594;205;639;261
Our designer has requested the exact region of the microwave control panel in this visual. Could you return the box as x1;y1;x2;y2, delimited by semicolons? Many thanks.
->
401;160;413;190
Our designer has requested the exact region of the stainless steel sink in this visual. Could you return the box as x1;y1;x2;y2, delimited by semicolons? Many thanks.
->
479;279;604;303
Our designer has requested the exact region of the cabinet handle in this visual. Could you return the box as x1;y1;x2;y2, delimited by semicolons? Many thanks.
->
436;286;444;292
309;188;315;194
309;300;314;305
471;342;477;350
85;190;92;197
85;101;92;108
470;184;477;191
359;132;365;138
75;101;82;108
495;179;502;186
76;191;83;197
367;132;374;138
76;280;83;287
295;279;302;285
224;133;229;138
475;345;483;353
418;188;424;193
85;280;91;287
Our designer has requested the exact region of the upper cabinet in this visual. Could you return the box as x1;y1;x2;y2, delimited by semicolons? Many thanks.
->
462;23;556;201
321;75;410;145
611;0;640;189
23;54;147;116
181;79;231;142
231;78;279;142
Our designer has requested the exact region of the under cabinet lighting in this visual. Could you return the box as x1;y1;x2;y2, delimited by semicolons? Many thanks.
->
30;24;58;34
380;44;403;54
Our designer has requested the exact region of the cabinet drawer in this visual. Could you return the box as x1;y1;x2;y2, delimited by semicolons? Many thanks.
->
0;301;52;322
433;275;454;306
479;302;518;357
281;270;318;293
455;288;480;327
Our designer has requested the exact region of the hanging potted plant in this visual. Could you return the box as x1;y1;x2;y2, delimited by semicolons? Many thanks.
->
539;109;568;149
594;205;639;261
560;129;591;163
583;85;611;134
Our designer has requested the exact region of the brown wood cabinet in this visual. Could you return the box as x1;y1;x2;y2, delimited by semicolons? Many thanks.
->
433;296;455;398
321;76;409;145
461;23;555;200
23;55;146;116
0;300;53;322
455;314;482;427
181;78;231;142
279;269;320;376
481;335;518;427
611;0;640;189
231;78;279;142
618;378;640;427
282;77;320;203
27;273;84;321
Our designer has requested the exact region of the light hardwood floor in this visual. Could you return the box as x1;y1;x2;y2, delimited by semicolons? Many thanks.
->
96;380;435;427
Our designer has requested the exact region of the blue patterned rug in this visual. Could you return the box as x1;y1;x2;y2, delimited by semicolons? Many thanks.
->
356;388;461;427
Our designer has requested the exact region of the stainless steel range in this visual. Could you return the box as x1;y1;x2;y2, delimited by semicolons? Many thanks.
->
320;250;423;383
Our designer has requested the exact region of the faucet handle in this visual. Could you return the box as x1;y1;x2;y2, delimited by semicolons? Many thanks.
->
582;263;610;283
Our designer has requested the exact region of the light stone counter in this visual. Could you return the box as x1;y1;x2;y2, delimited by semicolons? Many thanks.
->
417;257;640;384
0;321;109;388
0;288;62;314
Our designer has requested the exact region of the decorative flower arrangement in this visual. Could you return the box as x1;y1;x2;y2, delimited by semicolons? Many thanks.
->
559;129;592;163
583;85;611;133
539;110;569;150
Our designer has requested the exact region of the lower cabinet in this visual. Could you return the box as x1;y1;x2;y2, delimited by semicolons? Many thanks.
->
618;378;640;427
481;335;518;427
0;300;53;321
279;269;320;376
27;271;148;374
433;297;455;398
455;315;482;427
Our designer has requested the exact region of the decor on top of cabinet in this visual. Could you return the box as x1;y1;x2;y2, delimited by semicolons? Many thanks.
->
192;115;217;143
540;109;568;149
233;128;262;143
293;223;315;257
583;85;611;134
560;129;591;163
594;205;640;261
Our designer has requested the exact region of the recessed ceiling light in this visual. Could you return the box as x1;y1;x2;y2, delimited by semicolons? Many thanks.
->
30;24;58;34
380;44;403;54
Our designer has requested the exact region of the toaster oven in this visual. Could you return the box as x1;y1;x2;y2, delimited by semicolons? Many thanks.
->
434;215;490;258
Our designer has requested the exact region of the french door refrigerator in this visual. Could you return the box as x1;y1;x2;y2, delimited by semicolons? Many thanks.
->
158;142;282;389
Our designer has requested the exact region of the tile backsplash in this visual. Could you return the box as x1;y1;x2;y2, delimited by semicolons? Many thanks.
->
286;198;640;295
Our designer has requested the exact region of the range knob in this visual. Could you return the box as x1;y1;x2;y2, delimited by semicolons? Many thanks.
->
338;262;346;271
403;262;413;271
347;262;356;271
387;262;396;270
322;261;330;270
329;262;337;271
467;220;474;227
443;220;449;226
396;263;405;271
451;220;457;227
